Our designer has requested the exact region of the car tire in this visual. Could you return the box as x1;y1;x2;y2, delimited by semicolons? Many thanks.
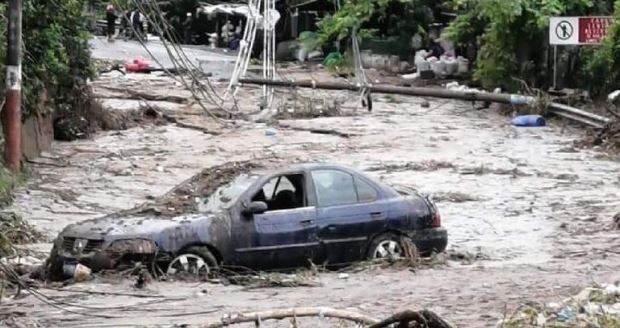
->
46;246;65;281
166;246;218;278
367;233;404;260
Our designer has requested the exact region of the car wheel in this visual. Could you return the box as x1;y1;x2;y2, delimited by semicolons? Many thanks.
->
367;234;404;260
166;246;218;278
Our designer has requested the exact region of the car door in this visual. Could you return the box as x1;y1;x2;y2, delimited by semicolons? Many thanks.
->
235;173;319;271
312;169;387;266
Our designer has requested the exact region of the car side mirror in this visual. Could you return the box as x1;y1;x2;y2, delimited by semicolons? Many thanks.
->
243;201;268;216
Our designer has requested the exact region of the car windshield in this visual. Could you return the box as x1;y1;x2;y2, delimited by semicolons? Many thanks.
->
199;174;259;212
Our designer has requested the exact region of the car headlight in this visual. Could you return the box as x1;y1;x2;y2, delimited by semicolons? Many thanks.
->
107;239;157;254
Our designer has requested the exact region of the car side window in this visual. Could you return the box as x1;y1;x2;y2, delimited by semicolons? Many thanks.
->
251;174;305;211
261;176;294;201
311;170;357;207
355;177;378;202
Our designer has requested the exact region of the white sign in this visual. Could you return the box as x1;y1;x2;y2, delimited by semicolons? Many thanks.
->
550;17;578;45
550;16;615;45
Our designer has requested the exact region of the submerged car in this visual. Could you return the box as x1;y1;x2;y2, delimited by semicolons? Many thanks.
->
48;163;447;278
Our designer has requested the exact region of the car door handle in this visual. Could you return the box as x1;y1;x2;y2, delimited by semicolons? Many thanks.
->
300;219;314;225
371;212;384;218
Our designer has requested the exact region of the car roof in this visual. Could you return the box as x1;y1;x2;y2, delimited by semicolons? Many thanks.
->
251;163;357;176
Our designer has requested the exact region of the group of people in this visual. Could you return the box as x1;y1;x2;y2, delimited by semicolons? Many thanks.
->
105;3;146;42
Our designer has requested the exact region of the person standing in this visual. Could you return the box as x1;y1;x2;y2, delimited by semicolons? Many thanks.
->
183;12;193;44
119;10;130;40
130;9;145;41
105;3;117;42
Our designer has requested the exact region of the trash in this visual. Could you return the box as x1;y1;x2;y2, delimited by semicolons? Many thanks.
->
443;56;458;76
608;89;620;104
125;58;150;73
511;115;546;127
338;273;349;279
535;313;547;326
134;268;151;289
429;57;447;78
414;50;430;73
445;81;481;93
502;282;620;327
556;306;573;321
456;56;469;75
401;72;419;80
63;263;92;282
265;128;277;136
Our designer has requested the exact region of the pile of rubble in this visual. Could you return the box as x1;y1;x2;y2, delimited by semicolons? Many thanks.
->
0;212;42;257
500;282;620;327
115;161;264;217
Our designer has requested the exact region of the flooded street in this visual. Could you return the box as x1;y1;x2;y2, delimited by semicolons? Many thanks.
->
5;68;620;327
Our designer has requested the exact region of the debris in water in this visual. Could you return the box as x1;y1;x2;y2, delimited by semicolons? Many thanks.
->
500;282;620;327
366;160;455;173
0;212;42;257
432;191;481;203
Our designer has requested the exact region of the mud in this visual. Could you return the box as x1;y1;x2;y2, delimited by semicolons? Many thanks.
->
115;161;263;217
3;66;620;327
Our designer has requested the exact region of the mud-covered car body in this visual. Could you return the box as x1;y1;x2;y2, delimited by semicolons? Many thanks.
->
49;163;447;274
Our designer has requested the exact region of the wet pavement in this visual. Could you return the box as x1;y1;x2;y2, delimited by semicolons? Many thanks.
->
89;37;238;79
4;69;620;327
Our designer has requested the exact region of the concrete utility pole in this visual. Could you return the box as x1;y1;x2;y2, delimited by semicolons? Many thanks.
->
4;0;22;172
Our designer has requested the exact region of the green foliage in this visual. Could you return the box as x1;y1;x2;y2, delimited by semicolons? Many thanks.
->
324;51;353;75
315;0;414;46
445;0;597;90
584;0;620;96
298;31;319;51
0;212;42;257
0;0;93;118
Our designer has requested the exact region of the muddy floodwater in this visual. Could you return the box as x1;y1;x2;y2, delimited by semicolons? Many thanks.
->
5;73;620;327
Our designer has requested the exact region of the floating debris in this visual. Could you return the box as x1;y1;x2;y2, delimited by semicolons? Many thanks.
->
499;282;620;327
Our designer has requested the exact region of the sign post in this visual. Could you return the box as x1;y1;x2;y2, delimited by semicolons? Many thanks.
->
549;16;614;89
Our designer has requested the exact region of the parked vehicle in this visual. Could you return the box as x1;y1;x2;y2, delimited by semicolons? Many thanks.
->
47;163;447;278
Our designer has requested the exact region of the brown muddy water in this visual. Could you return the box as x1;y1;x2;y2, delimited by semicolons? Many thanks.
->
4;83;620;327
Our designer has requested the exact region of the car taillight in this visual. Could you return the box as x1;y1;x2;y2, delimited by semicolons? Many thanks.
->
432;211;441;227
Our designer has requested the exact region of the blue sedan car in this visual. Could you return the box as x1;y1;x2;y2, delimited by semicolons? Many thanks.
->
48;163;447;278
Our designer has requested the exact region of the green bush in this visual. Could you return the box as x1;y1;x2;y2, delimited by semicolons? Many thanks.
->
445;0;619;95
584;0;620;97
445;0;597;91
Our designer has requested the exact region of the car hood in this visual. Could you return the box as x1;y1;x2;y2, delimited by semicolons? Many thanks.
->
60;213;224;240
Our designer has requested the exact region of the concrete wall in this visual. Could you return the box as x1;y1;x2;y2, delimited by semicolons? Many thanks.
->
21;112;54;160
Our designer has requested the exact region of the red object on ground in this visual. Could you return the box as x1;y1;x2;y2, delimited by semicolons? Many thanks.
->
125;58;150;72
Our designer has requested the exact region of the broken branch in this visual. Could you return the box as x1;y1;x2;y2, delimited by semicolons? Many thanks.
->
203;307;379;328
95;86;189;103
367;310;454;328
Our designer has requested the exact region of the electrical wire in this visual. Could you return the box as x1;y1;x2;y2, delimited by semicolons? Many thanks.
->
113;0;235;119
133;0;227;114
139;0;238;112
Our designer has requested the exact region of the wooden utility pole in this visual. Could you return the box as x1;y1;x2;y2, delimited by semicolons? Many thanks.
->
4;0;22;172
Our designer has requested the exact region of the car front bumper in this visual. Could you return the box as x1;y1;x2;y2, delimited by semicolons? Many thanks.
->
49;238;158;279
410;227;448;255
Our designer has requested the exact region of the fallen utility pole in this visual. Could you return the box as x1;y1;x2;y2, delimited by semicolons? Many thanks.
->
238;78;611;128
3;0;23;172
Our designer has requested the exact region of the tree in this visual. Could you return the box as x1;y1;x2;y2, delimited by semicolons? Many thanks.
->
0;0;93;119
